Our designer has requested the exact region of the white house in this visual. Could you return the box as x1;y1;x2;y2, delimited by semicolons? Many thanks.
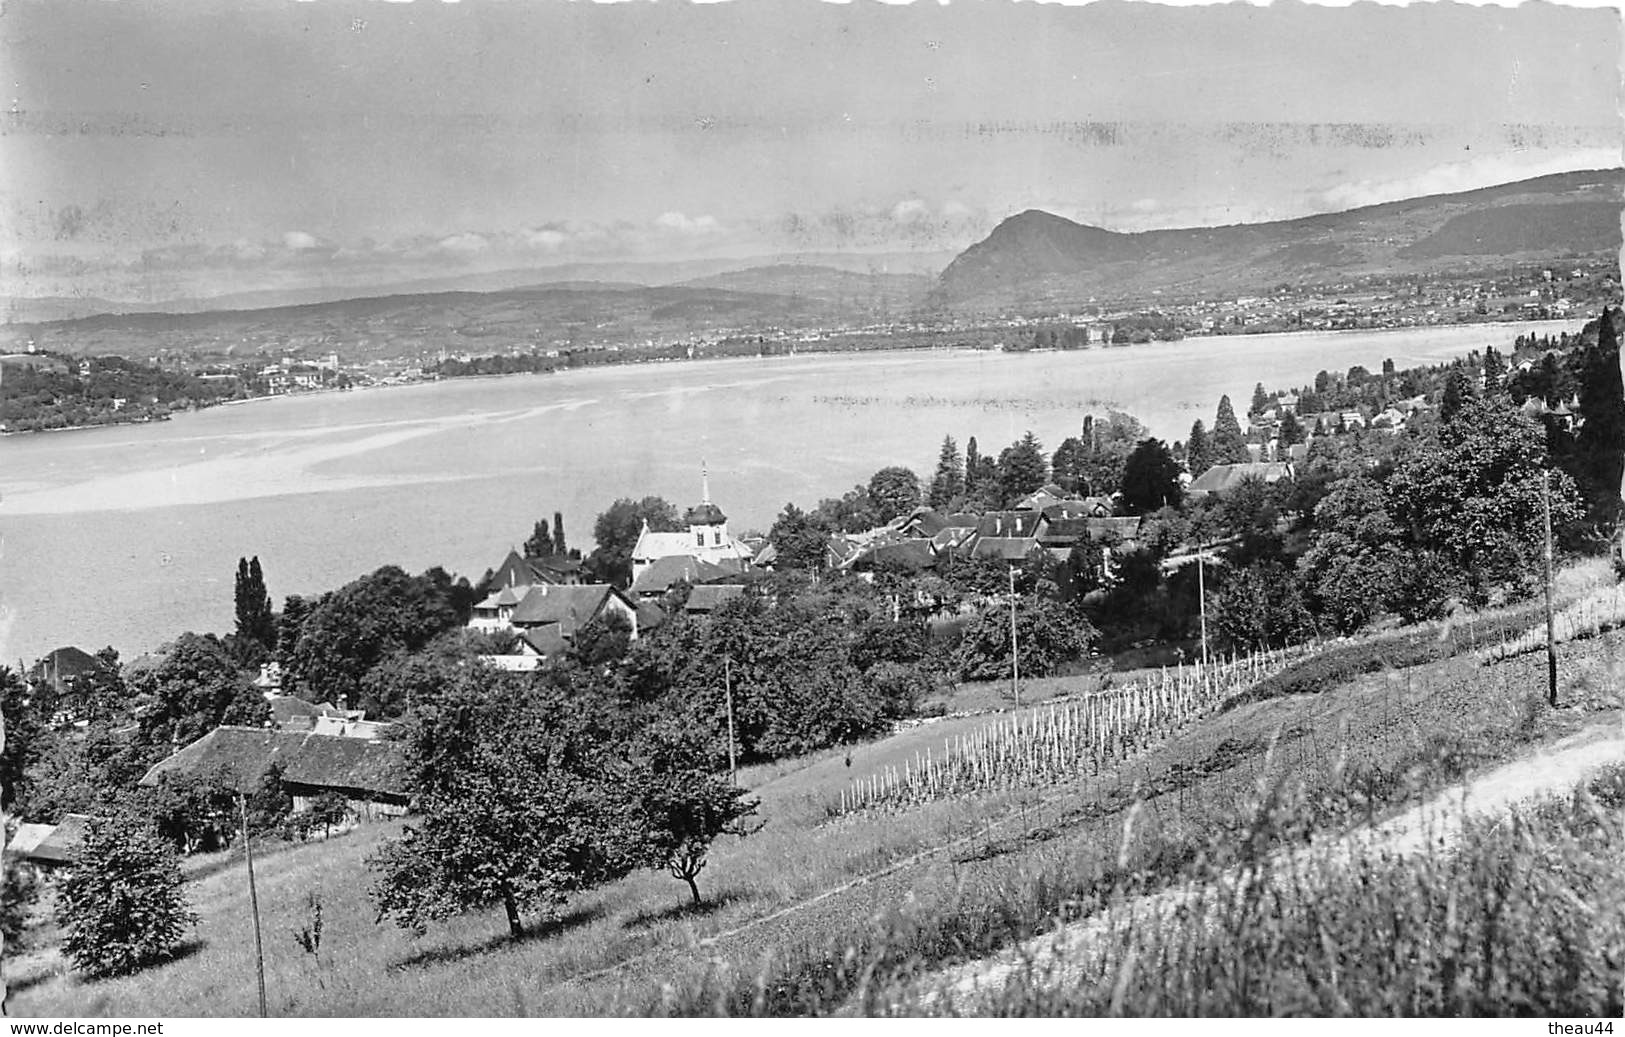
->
630;469;754;583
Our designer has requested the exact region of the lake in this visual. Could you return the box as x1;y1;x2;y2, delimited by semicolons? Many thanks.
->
0;319;1587;663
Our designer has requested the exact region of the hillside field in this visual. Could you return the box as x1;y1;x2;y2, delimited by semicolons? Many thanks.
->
10;565;1623;1017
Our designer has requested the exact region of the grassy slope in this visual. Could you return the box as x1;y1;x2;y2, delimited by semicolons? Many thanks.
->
13;570;1622;1017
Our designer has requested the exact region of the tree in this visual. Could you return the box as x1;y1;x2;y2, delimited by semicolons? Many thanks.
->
130;633;267;750
1440;367;1470;425
1572;307;1624;529
768;502;829;571
1277;410;1306;448
58;814;196;978
1482;345;1507;393
996;431;1048;503
1213;562;1314;652
282;567;466;706
1211;395;1250;465
277;593;314;668
523;518;553;558
1389;396;1584;603
585;497;681;587
1249;381;1269;417
953;595;1093;682
1118;438;1184;515
964;437;982;498
241;762;293;835
1050;436;1090;495
928;436;964;509
233;556;276;658
867;466;922;523
623;720;757;905
368;669;633;939
1186;420;1211;477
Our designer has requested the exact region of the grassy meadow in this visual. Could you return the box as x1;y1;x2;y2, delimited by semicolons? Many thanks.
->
10;570;1623;1017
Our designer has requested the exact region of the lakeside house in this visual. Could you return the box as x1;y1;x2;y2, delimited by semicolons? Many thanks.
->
140;726;411;820
1186;462;1295;500
469;581;642;669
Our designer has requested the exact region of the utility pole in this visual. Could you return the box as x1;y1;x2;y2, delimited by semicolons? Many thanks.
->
1008;563;1021;709
1197;538;1210;669
724;656;738;785
238;793;268;1018
1543;469;1558;708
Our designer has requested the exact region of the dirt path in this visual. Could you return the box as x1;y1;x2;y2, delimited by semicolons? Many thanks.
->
910;717;1625;1013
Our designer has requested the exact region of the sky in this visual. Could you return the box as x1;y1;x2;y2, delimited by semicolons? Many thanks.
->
2;0;1620;304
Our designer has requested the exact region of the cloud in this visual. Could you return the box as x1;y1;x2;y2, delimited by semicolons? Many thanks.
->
437;232;489;253
891;198;930;223
282;230;321;250
1314;148;1622;213
654;211;720;235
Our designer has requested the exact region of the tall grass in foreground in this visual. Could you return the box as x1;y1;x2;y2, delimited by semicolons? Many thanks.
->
966;764;1625;1017
1483;581;1625;663
839;649;1295;813
633;763;1624;1018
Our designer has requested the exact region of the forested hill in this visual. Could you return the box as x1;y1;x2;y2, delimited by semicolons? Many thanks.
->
939;169;1624;309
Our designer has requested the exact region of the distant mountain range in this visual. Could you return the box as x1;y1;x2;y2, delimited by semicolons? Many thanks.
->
937;169;1623;309
2;170;1617;341
0;251;954;325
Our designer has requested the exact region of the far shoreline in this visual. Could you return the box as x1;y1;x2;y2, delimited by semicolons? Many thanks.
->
0;314;1593;440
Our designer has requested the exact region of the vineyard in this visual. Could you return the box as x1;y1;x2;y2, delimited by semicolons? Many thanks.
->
837;648;1298;814
1481;581;1625;663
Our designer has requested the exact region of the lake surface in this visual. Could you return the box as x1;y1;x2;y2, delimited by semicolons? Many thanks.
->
0;319;1586;663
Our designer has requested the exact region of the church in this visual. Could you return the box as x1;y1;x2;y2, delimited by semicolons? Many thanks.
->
630;469;755;583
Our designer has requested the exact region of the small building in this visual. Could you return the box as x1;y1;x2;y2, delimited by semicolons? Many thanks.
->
1186;462;1295;500
12;814;92;871
140;727;411;820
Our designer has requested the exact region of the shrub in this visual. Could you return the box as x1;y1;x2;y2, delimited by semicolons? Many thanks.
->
57;814;196;978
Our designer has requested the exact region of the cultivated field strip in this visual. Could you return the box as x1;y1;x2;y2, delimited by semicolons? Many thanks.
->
839;650;1298;813
910;720;1625;1015
1482;581;1625;663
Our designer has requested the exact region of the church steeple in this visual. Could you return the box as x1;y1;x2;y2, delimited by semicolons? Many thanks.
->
702;460;711;505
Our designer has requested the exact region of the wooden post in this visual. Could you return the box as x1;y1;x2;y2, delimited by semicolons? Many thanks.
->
239;793;268;1018
1543;469;1558;708
724;656;738;785
1009;563;1021;709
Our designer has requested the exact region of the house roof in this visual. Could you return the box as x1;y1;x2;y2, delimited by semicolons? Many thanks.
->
270;696;325;727
521;625;568;657
18;814;93;865
1188;462;1294;497
635;601;667;632
975;511;1043;538
1041;498;1112;521
509;584;627;630
971;536;1040;562
629;554;739;596
683;502;728;526
685;585;747;612
1086;516;1142;540
899;508;950;538
856;539;938;571
930;526;979;551
489;550;584;589
1037;517;1092;544
30;646;106;683
940;512;982;529
139;727;410;800
9;822;55;858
